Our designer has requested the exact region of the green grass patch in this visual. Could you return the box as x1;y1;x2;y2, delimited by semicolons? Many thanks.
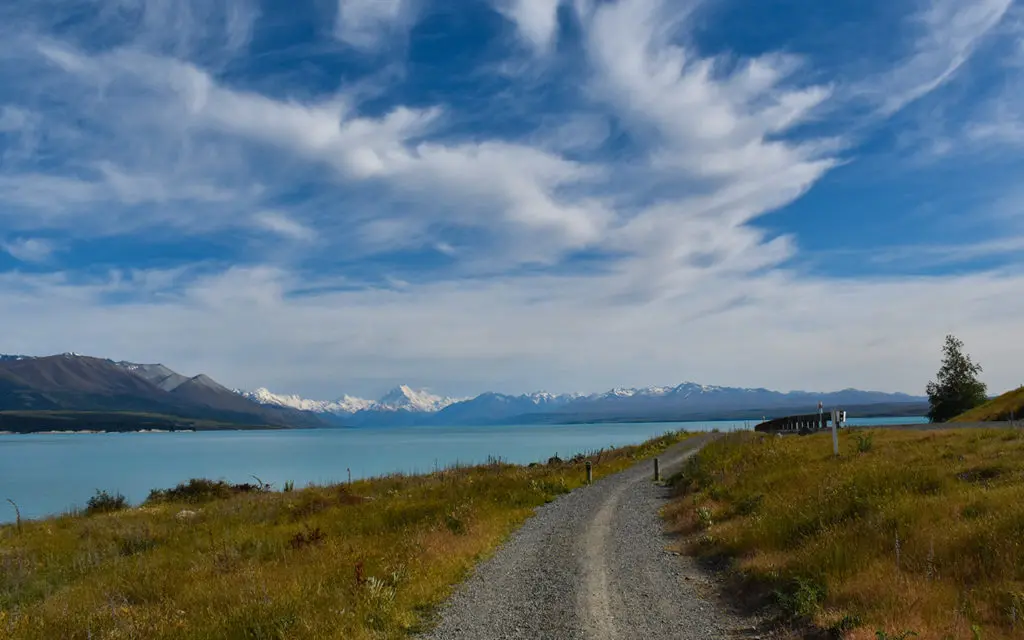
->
0;431;692;639
666;428;1024;639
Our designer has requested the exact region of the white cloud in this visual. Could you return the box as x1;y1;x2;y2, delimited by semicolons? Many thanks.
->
31;45;610;263
0;166;245;235
335;0;412;50
584;0;833;170
1;265;1023;399
866;0;1013;115
0;174;107;214
574;0;838;283
252;211;316;242
7;3;842;276
2;238;55;263
497;0;564;53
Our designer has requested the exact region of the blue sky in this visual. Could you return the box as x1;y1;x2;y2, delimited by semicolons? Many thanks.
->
1;0;1022;400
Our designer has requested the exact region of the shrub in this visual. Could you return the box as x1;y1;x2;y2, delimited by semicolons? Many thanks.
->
85;489;128;515
735;493;763;516
288;525;326;550
286;491;333;521
116;527;159;556
775;576;827;619
146;478;262;504
854;431;874;453
696;505;714;529
829;613;862;638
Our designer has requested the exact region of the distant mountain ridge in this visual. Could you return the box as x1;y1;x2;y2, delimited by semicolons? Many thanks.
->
238;381;926;426
0;353;324;429
236;384;462;414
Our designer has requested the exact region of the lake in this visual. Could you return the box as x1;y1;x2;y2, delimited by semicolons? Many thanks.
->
0;417;926;523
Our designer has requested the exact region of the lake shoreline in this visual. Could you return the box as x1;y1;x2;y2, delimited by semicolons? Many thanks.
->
0;418;929;524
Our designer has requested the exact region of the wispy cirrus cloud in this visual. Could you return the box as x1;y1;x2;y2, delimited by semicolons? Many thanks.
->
860;0;1014;115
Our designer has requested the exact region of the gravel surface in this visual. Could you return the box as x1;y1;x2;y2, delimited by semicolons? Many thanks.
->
422;435;771;640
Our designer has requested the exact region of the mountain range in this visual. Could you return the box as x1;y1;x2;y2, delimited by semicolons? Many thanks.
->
0;352;928;431
238;382;927;427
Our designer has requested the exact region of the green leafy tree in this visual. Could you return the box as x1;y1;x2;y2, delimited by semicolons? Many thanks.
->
926;335;987;423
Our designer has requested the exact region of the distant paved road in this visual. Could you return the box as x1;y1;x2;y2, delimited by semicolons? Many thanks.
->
422;435;766;640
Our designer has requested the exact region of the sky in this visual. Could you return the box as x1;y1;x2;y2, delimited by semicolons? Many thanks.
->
1;0;1023;401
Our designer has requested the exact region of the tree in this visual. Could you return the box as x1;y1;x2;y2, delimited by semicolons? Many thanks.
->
926;335;987;423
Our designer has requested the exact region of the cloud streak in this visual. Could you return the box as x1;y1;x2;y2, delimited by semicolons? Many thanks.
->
866;0;1013;115
252;211;316;242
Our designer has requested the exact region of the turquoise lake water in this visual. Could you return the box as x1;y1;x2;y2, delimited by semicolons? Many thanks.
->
0;417;927;523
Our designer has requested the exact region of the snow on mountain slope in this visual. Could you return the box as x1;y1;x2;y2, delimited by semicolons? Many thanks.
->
592;386;673;399
113;362;190;391
238;379;926;425
236;388;375;414
236;385;459;415
522;391;584;404
376;385;461;412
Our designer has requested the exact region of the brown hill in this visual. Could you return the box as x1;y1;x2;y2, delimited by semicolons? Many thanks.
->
0;354;323;428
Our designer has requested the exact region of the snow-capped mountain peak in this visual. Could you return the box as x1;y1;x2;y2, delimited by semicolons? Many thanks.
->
335;394;376;413
235;385;460;415
376;385;460;412
234;388;376;414
593;385;673;399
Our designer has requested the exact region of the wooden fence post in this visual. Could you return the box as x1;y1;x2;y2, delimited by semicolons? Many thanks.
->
585;461;592;485
654;458;661;482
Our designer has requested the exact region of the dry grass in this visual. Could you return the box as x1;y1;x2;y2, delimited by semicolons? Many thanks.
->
0;431;691;639
953;387;1024;422
666;428;1024;640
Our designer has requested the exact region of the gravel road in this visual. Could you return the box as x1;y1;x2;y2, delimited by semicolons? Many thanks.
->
422;435;769;640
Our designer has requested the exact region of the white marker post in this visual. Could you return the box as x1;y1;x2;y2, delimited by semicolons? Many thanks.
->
830;409;839;457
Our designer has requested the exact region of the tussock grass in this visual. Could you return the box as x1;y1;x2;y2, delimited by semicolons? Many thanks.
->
0;431;690;639
666;428;1024;639
953;387;1024;423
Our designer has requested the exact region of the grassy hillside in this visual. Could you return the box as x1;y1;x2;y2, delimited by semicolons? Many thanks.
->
952;386;1024;422
667;428;1024;639
0;431;690;639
